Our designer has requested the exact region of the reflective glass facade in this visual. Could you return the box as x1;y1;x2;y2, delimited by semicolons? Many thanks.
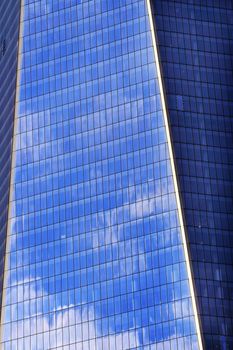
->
0;0;200;349
152;0;233;349
1;1;232;350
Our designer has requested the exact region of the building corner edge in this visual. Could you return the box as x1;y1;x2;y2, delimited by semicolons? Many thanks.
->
0;0;24;342
145;0;204;349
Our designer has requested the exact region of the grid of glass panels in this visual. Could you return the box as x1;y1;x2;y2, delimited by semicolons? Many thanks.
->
1;0;199;349
0;0;21;318
152;0;233;348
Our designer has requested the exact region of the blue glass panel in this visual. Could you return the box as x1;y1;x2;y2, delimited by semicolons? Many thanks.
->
152;0;233;348
0;0;21;319
1;1;199;349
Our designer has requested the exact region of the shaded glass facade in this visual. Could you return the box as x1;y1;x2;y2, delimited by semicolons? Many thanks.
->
0;0;21;318
152;0;233;349
0;1;232;350
0;0;200;349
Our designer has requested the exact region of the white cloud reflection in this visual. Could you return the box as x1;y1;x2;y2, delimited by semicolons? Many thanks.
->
2;278;140;349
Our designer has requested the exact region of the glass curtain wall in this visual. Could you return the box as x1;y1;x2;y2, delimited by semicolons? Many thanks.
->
1;1;199;349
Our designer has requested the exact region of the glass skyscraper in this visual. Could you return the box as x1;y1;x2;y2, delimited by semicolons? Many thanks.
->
0;1;232;349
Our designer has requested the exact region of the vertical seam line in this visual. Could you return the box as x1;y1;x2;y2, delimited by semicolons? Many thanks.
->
145;0;204;349
0;0;24;341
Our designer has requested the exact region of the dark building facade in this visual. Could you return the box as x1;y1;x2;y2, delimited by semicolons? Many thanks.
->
151;1;233;348
0;0;21;318
0;1;232;349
